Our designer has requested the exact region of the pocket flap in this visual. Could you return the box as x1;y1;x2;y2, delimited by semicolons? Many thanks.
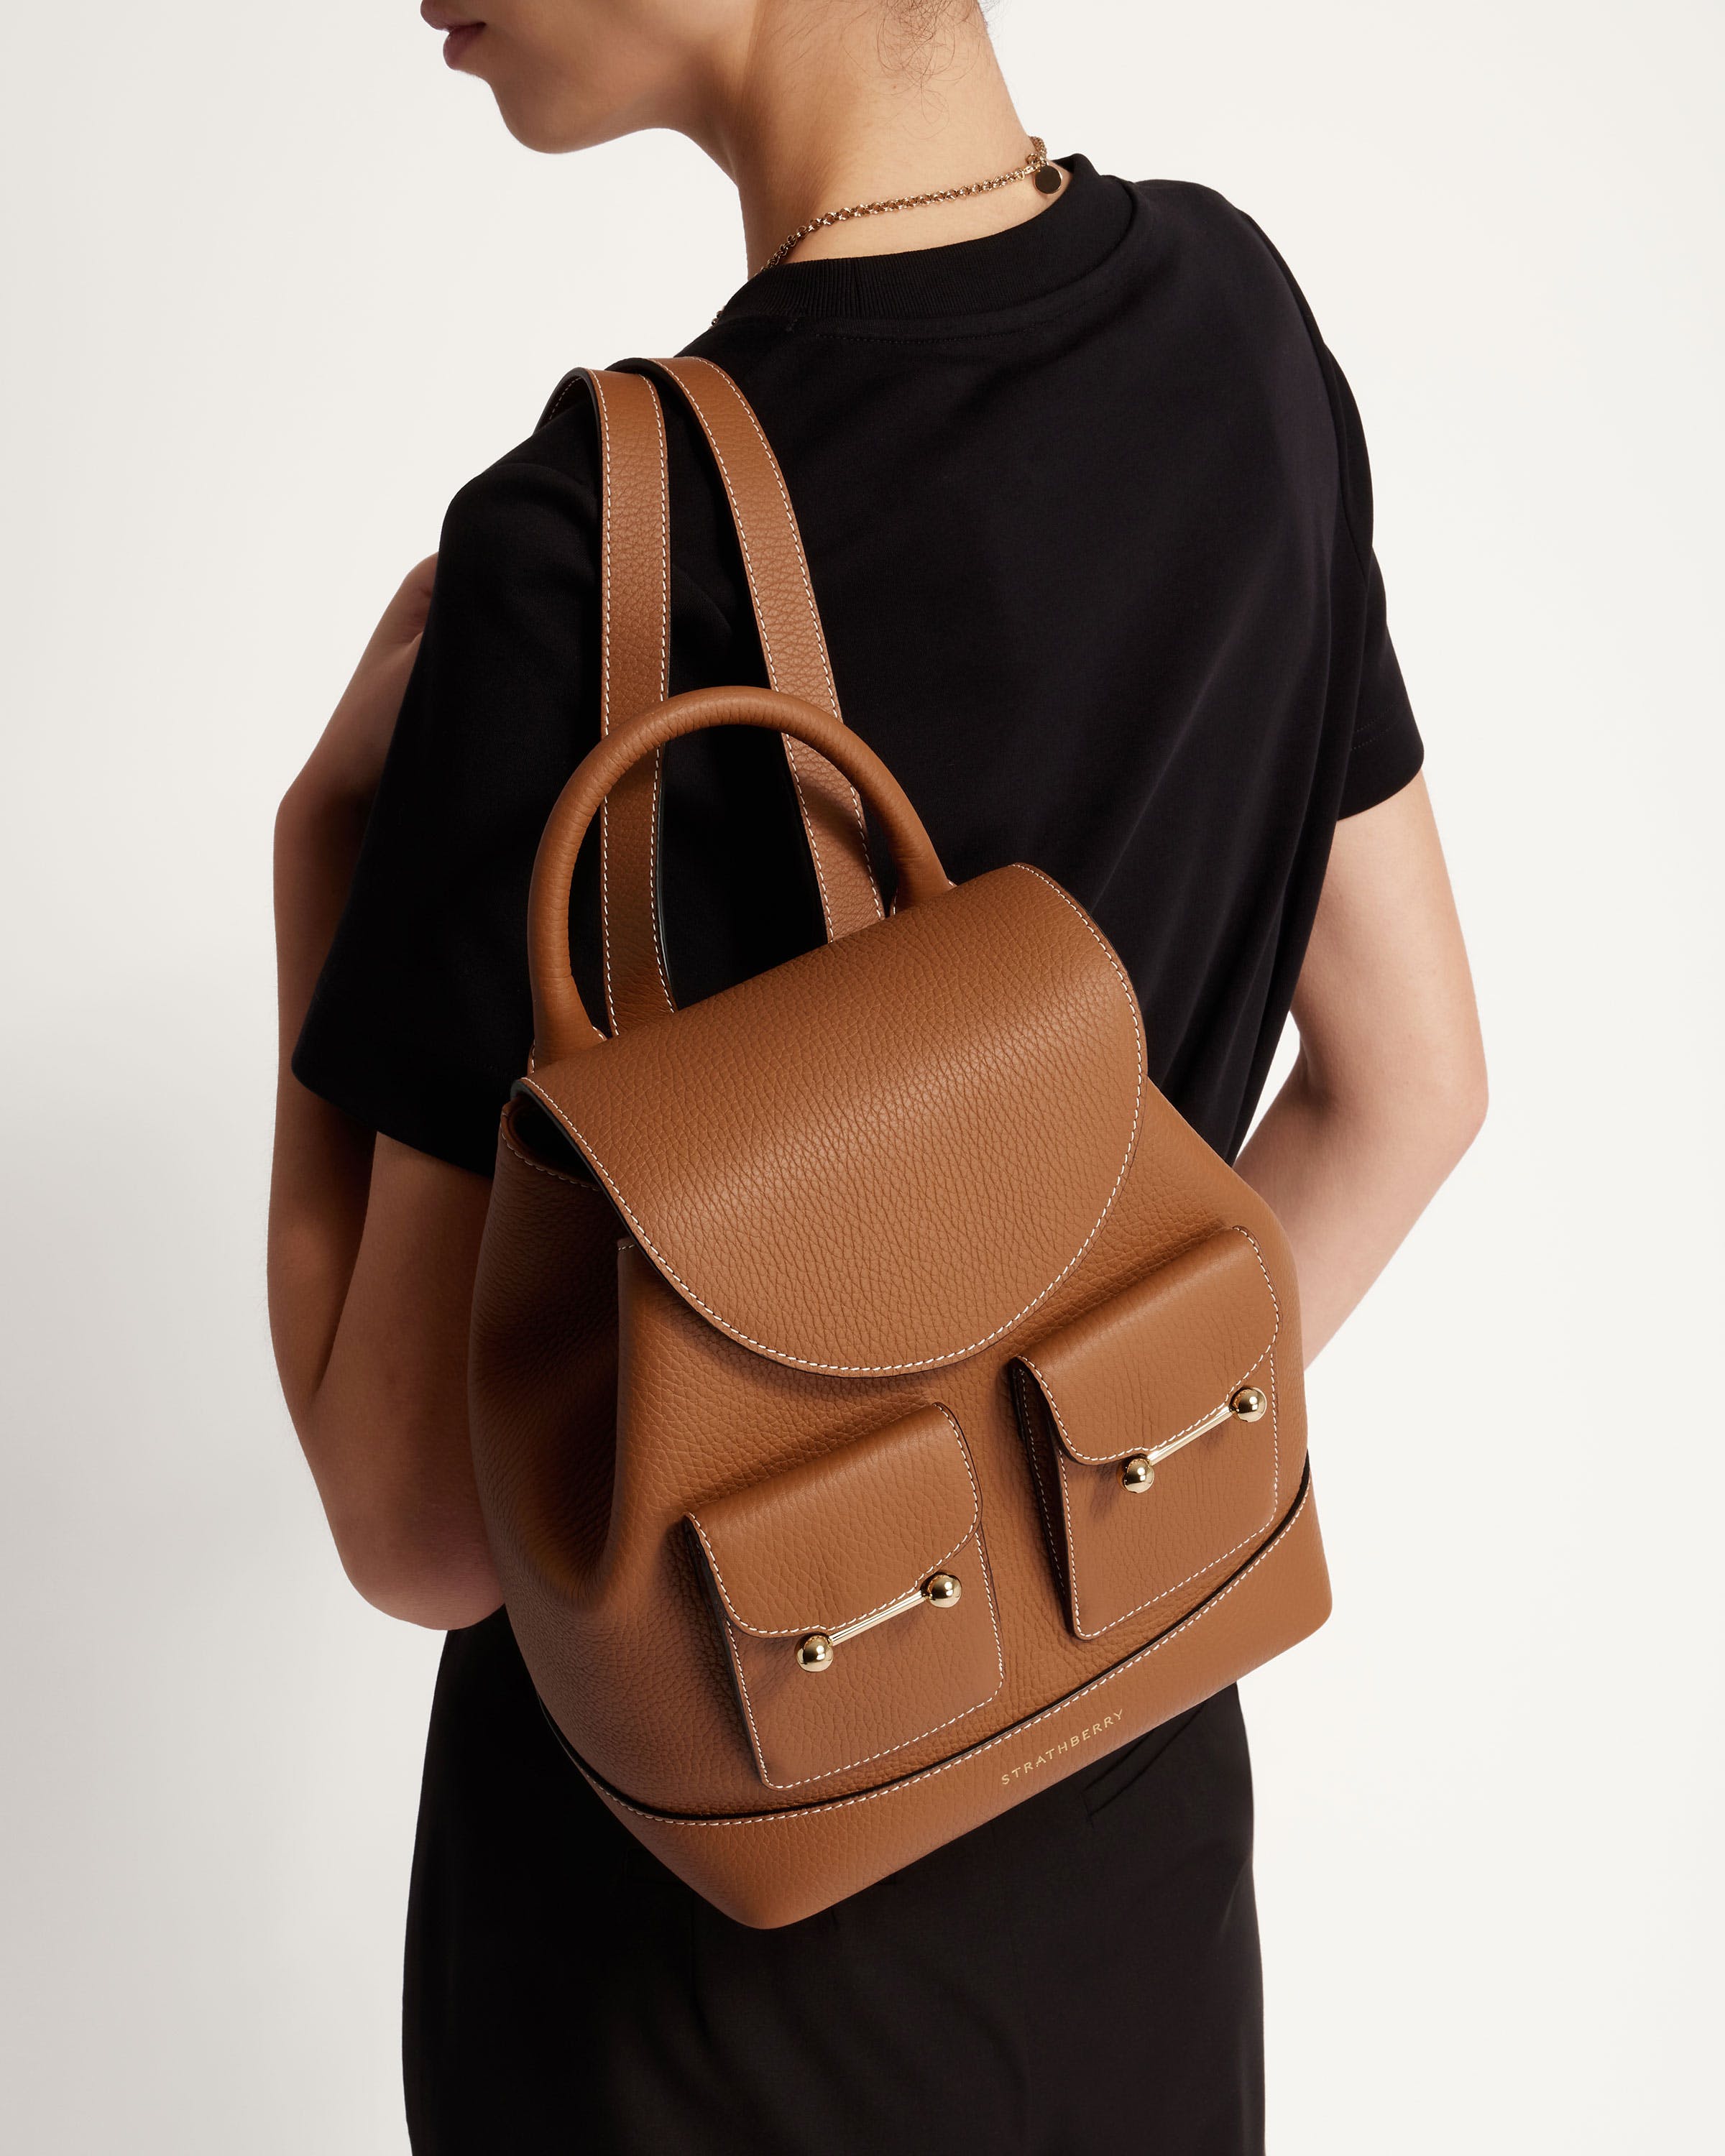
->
1018;1228;1279;1467
688;1406;980;1640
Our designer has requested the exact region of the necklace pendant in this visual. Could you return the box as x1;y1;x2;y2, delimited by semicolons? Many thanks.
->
1034;163;1063;195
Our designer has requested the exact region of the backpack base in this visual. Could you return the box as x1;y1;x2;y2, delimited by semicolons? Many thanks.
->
547;1469;1328;1928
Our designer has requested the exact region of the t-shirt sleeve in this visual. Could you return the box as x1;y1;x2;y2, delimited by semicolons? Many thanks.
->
1339;546;1423;816
292;451;599;1176
1238;209;1424;818
1324;352;1425;817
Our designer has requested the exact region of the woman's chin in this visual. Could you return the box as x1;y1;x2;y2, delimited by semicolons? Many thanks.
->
494;103;579;155
490;88;633;158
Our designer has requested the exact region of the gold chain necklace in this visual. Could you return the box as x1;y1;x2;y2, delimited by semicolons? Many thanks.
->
757;137;1061;277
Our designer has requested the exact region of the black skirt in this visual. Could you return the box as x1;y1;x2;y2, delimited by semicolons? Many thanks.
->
404;1611;1264;2155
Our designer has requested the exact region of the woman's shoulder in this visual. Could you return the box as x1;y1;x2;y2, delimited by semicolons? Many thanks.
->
1118;175;1374;537
436;394;603;589
1125;175;1328;348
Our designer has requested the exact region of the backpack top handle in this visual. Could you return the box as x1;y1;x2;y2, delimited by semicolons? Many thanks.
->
529;686;950;1063
539;361;884;1038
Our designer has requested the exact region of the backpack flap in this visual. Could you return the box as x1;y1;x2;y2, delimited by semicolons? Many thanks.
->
518;860;1144;1378
686;1407;1003;1789
1009;1228;1284;1639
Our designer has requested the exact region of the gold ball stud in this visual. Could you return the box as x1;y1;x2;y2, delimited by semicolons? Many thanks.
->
797;1633;834;1672
1121;1453;1154;1493
923;1571;962;1609
1230;1386;1268;1423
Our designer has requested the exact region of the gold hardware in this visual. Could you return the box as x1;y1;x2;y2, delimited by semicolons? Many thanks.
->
795;1571;962;1668
1121;1382;1270;1491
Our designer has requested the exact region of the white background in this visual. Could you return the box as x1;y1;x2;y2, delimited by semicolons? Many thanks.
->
2;1;1720;2149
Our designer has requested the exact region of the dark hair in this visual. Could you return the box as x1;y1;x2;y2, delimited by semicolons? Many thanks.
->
880;0;983;78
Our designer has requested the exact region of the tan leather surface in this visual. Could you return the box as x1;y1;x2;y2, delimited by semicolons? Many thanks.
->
646;357;882;941
687;1406;1005;1792
1011;1231;1283;1639
469;365;1330;1927
536;361;881;1021
528;687;951;1061
539;369;673;1034
1016;1227;1279;1466
688;1406;980;1636
476;1035;1314;1825
566;1474;1330;1927
523;860;1141;1375
715;1526;1002;1790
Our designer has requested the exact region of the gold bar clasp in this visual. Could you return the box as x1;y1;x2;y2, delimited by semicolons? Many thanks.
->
1120;1384;1268;1493
797;1570;962;1672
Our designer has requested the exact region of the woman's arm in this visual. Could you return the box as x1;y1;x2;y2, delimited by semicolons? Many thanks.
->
268;559;504;1631
1236;775;1487;1360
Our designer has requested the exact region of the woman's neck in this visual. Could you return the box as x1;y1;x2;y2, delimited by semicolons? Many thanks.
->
686;2;1054;277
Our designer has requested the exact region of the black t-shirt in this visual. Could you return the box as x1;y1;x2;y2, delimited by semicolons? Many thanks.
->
294;160;1421;2151
297;157;1418;1173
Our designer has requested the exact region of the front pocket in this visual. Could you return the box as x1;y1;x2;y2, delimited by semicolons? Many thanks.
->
1009;1227;1282;1640
685;1406;1004;1790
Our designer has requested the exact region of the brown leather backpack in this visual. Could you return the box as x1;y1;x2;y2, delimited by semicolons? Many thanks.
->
469;359;1330;1928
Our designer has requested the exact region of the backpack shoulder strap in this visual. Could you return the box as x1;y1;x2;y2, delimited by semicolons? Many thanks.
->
538;358;884;1033
640;357;883;941
540;365;676;1032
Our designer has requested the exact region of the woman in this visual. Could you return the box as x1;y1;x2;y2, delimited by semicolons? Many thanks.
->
270;1;1486;2147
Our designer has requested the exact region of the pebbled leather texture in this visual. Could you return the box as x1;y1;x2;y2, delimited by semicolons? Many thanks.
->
523;858;1142;1374
1010;1230;1282;1639
469;367;1331;1928
645;358;883;942
689;1406;982;1636
558;1477;1330;1927
526;686;950;1061
1014;1227;1279;1466
533;361;883;1033
688;1407;1003;1788
538;369;673;1034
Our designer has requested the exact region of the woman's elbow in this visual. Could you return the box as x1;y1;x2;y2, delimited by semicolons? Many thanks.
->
1441;1026;1489;1159
1404;1031;1489;1176
1456;1051;1489;1156
1316;1022;1487;1176
339;1529;503;1631
326;1481;503;1632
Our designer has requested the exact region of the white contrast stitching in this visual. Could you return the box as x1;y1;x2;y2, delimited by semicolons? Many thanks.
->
725;382;883;919
719;374;883;921
783;742;840;936
1054;1353;1280;1640
719;365;840;711
1018;1228;1283;1466
561;1475;1313;1828
686;1405;980;1639
515;865;1144;1376
727;1518;1006;1789
641;382;675;1012
667;360;883;924
500;1125;591;1191
662;377;834;928
593;378;618;1033
721;1609;774;1781
1010;1362;1066;1595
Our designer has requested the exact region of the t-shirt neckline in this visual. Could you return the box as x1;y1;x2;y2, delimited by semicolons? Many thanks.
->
711;154;1132;326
